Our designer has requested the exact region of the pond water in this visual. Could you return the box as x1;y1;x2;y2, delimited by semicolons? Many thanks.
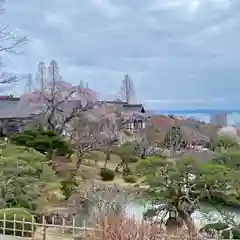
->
125;200;240;227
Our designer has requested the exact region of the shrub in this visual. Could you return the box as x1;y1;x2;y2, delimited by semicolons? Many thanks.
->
100;168;115;181
60;175;78;200
0;208;36;237
10;133;35;146
43;130;59;137
10;129;73;156
202;222;240;239
123;175;136;183
128;156;139;163
28;137;52;154
0;145;54;211
122;167;132;176
51;135;73;156
84;214;194;240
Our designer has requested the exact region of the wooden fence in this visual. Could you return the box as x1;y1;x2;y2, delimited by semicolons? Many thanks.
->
0;213;97;239
0;213;235;240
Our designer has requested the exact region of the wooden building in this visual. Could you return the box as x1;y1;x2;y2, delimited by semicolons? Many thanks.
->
0;95;147;135
105;100;147;132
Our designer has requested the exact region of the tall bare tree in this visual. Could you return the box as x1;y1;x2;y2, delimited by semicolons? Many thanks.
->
37;60;74;132
25;61;82;133
97;104;130;168
35;61;47;92
69;103;125;169
134;124;166;159
0;0;27;88
67;180;132;227
70;111;102;169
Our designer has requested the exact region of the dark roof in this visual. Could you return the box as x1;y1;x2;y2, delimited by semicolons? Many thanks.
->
99;100;146;114
0;98;107;120
0;96;20;101
0;99;26;119
105;100;127;104
0;96;147;120
0;95;94;119
122;104;145;113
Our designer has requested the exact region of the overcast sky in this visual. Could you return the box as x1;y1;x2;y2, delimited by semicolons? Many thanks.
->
2;0;240;110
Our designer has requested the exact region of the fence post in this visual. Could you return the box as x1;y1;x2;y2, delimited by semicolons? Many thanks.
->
229;228;233;239
13;213;16;236
83;220;86;239
31;215;35;237
42;215;46;240
21;215;25;237
52;215;55;226
61;216;65;234
72;214;76;237
3;212;6;235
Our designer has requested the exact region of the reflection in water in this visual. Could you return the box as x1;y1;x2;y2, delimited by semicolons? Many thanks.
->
125;201;240;227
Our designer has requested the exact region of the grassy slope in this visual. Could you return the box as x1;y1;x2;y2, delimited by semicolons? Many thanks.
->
42;151;135;210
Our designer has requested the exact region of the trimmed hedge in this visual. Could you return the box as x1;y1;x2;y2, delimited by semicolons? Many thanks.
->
60;175;78;200
0;208;36;237
201;222;240;239
10;129;73;156
100;168;115;181
122;167;132;176
123;175;136;183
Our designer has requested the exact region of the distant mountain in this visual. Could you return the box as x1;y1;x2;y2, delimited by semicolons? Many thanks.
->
150;109;240;114
145;110;157;117
146;109;210;122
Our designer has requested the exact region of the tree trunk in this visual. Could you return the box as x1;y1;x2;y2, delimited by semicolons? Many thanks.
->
115;161;124;172
103;159;107;168
104;151;110;168
76;152;84;170
140;148;146;159
178;211;197;240
166;217;183;233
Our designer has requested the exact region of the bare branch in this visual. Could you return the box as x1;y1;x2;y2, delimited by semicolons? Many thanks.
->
0;0;27;89
0;33;27;54
69;103;129;169
0;71;17;84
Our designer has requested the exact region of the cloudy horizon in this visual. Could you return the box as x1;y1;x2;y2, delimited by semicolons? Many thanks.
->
2;0;240;111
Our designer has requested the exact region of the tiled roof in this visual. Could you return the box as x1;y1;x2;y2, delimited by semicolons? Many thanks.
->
0;92;146;121
0;96;20;101
122;104;145;112
103;101;145;113
0;97;81;119
0;99;30;118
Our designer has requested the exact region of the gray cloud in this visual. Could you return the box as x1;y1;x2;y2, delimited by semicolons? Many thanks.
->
2;0;240;108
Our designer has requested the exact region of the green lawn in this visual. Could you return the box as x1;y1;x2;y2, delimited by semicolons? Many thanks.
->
41;150;141;210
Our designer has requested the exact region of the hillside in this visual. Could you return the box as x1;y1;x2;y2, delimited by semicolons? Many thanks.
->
149;114;220;145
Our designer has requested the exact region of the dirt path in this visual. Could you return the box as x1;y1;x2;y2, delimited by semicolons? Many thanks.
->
34;227;74;240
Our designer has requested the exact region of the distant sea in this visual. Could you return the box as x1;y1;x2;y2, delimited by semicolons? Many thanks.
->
150;109;240;125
